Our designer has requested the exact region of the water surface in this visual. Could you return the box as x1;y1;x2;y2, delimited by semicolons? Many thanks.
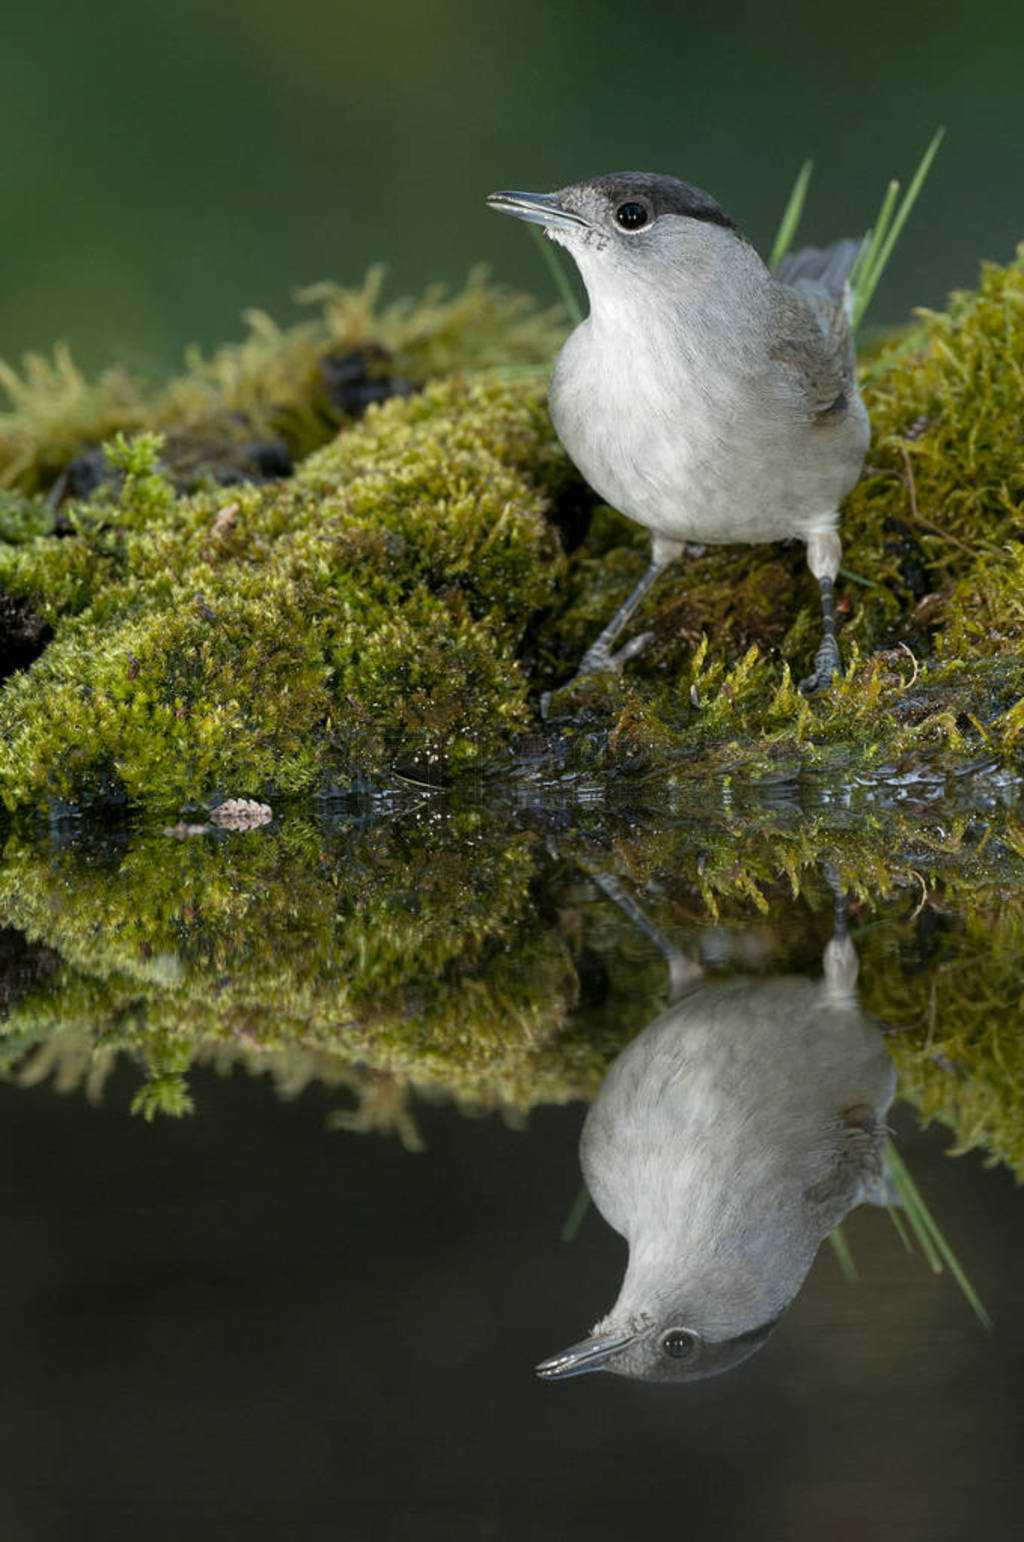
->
1;776;1022;1538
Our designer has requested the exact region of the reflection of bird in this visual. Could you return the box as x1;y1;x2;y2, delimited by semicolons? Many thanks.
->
537;926;895;1382
487;173;868;697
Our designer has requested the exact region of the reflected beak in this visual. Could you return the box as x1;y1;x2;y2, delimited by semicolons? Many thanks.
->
536;1330;635;1381
486;190;589;233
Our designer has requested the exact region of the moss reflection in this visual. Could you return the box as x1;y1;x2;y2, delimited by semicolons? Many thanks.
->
0;792;1021;1181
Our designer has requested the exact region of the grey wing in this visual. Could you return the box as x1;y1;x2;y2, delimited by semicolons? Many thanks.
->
774;237;862;302
767;285;858;420
767;241;861;421
803;1120;891;1224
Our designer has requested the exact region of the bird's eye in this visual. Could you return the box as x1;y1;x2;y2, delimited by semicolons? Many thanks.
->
615;202;649;231
661;1328;698;1360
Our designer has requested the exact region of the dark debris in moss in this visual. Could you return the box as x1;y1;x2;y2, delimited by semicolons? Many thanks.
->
0;589;52;680
0;268;565;497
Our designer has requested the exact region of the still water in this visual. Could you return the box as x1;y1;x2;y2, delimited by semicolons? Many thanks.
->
0;780;1021;1538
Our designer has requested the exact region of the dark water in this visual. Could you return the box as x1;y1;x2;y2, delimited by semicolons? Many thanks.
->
2;0;1023;373
0;784;1022;1538
1;1077;1020;1541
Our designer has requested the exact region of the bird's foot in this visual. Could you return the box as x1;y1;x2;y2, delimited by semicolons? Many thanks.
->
540;632;654;720
799;637;841;697
819;860;842;897
580;630;653;675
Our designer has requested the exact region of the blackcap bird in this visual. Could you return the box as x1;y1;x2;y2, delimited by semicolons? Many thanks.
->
487;173;869;700
537;911;895;1382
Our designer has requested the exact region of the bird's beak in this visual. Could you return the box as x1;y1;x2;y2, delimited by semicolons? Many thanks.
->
536;1330;635;1381
486;190;589;232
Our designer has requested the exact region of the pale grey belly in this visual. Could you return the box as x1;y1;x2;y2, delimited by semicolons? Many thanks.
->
549;368;869;549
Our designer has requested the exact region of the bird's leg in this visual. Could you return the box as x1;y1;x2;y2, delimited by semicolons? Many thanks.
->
820;861;858;1005
541;540;682;718
577;556;669;675
801;575;840;693
590;871;703;1003
800;530;842;695
820;860;848;938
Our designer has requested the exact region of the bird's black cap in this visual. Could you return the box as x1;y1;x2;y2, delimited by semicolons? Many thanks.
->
582;172;738;232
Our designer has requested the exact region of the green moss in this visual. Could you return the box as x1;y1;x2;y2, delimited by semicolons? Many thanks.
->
1;250;1023;811
0;375;565;808
0;489;54;545
847;252;1024;617
0;269;564;494
857;860;1024;1179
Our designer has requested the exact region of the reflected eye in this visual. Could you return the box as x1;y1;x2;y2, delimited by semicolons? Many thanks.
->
615;202;649;231
661;1328;698;1359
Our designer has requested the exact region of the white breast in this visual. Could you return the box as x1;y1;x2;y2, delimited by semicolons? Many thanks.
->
548;287;866;549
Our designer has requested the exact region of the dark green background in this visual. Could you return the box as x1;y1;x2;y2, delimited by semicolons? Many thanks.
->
2;0;1021;375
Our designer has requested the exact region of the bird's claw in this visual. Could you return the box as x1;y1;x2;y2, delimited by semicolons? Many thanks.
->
578;629;654;677
607;631;654;669
819;860;842;897
799;640;841;697
540;632;654;719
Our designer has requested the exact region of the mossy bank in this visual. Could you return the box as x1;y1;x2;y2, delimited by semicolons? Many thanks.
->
1;252;1023;812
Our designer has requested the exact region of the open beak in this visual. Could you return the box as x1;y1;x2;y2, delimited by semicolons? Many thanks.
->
486;190;589;233
536;1330;635;1381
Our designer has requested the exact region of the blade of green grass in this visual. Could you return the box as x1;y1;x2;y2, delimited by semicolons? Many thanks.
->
837;566;888;592
886;1197;914;1253
857;324;929;383
561;1183;591;1242
852;127;945;328
862;127;946;301
851;180;900;305
529;225;584;327
769;159;814;272
828;1224;859;1281
847;226;873;295
886;1140;993;1328
891;1154;944;1272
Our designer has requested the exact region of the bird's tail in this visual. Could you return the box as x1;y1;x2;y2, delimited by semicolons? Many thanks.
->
774;237;864;319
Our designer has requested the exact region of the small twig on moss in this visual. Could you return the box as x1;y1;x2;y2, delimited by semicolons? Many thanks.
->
894;448;976;556
911;511;976;558
896;641;920;689
899;442;921;523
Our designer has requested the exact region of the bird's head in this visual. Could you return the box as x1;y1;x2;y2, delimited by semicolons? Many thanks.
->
536;1307;781;1384
487;172;747;297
